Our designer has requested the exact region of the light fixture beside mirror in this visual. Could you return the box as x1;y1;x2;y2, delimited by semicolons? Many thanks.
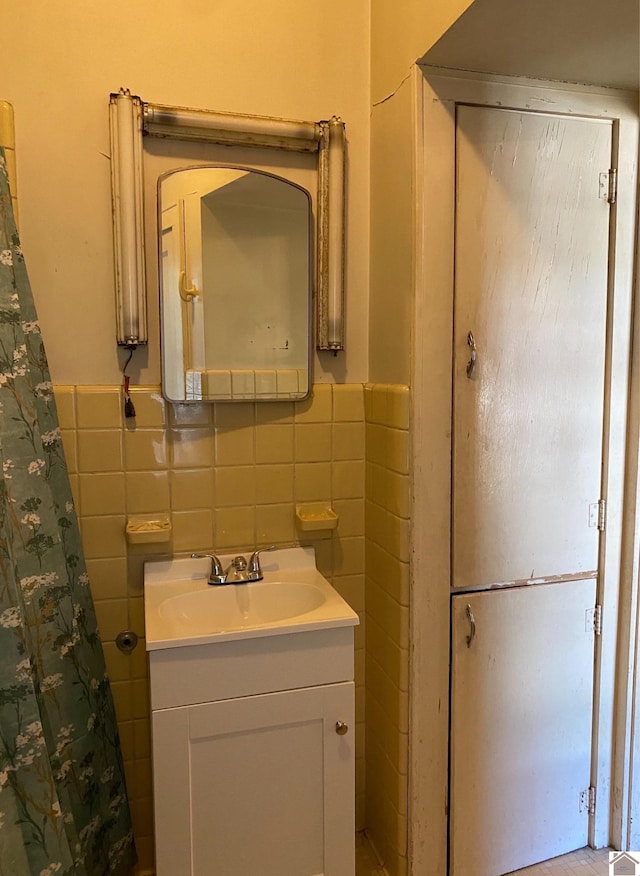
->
109;88;346;402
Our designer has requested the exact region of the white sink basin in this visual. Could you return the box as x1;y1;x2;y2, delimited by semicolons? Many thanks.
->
144;547;358;650
159;580;326;629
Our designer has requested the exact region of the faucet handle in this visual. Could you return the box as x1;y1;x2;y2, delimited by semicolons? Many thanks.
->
191;553;226;583
247;545;276;579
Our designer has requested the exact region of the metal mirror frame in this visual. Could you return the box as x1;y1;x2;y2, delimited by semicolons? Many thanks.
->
109;88;346;358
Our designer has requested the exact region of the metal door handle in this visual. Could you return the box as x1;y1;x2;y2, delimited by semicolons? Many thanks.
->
335;721;349;736
466;331;477;378
465;604;476;647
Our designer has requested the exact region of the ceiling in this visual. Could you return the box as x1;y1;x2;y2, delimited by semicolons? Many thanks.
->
422;0;639;92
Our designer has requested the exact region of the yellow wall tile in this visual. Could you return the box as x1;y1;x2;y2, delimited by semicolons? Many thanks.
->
383;512;411;563
214;403;255;429
134;718;151;760
387;385;410;430
82;514;126;559
333;499;365;538
68;474;80;510
111;680;133;721
385;427;410;475
367;578;409;650
371;385;389;425
256;401;294;425
79;472;125;516
294;462;331;501
169;402;211;427
255;464;294;505
118;720;134;762
363;384;374;420
171;509;214;552
128;599;145;641
255;423;293;464
215;465;256;507
294;384;332;423
215;506;256;549
124;429;168;470
131;678;150;719
102;643;132;683
86;557;128;600
94;598;128;641
365;423;385;467
295;423;332;462
126;555;147;597
384;469;411;519
366;614;409;693
332;460;365;499
77;430;122;472
126;471;170;514
53;386;75;429
255;503;296;544
333;422;365;460
128;388;166;428
170;468;214;510
312;539;333;578
333;384;364;422
61;430;78;473
135;836;155;873
332;574;365;612
334;536;365;576
215;426;255;466
77;387;123;429
171;428;214;468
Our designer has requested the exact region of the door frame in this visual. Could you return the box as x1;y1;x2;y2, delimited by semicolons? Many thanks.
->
409;67;639;874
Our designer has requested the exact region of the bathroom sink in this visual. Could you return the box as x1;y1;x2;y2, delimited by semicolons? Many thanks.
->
159;580;326;629
144;546;358;650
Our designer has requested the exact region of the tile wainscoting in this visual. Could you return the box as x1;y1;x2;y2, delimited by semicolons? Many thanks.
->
54;381;411;874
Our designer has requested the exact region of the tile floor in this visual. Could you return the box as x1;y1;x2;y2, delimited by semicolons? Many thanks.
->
508;847;611;875
355;840;613;876
355;832;385;875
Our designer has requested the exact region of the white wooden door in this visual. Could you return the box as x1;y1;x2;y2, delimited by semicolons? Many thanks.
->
452;105;612;590
450;105;613;874
451;581;597;876
152;682;355;876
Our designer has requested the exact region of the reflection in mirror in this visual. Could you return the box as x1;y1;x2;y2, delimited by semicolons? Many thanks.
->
159;166;311;402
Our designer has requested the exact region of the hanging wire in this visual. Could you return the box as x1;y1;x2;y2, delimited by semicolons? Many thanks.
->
122;347;136;419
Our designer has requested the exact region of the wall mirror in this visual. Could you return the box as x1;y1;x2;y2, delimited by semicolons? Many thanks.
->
109;89;346;402
159;165;311;401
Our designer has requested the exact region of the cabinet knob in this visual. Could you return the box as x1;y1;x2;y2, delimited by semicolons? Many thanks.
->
335;721;349;736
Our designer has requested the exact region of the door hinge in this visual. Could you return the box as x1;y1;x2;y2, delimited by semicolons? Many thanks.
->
598;498;606;531
585;604;602;635
579;786;596;815
599;169;617;205
594;604;602;636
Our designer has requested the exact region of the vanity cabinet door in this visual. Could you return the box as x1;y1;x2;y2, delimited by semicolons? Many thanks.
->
152;681;355;876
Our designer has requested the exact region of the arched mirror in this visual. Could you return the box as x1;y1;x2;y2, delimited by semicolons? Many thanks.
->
159;166;311;402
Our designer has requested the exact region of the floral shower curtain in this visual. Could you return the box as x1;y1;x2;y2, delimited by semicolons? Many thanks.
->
0;152;135;874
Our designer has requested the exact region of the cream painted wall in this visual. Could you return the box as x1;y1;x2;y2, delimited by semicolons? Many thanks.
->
371;0;475;99
0;0;369;386
368;0;476;385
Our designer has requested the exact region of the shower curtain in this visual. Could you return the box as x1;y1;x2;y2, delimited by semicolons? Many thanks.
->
0;152;135;874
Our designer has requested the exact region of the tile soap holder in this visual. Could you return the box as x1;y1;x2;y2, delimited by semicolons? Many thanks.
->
126;514;172;544
295;503;338;532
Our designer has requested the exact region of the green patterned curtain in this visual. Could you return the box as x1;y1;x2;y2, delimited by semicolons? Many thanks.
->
0;151;135;874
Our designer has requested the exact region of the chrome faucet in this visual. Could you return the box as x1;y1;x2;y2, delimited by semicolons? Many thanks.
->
191;545;276;585
247;545;276;581
191;553;229;585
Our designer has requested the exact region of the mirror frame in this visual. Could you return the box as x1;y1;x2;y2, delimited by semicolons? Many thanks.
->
109;88;345;354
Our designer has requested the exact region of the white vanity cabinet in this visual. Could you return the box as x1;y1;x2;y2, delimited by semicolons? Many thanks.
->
145;549;358;876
